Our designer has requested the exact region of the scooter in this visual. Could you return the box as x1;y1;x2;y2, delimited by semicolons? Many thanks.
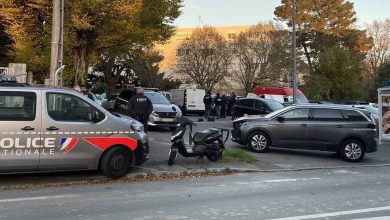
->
168;117;229;165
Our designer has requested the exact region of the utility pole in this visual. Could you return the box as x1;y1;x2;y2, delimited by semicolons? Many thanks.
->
48;0;64;86
292;0;297;104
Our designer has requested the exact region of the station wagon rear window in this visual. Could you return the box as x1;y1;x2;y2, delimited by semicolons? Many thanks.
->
0;91;36;121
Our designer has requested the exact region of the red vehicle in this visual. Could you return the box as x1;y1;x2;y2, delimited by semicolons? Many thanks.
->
252;87;308;103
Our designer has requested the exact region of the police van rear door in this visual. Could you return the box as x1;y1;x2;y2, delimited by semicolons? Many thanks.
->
0;90;41;172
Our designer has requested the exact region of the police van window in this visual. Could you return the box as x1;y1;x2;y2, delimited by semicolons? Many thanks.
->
46;93;102;122
0;92;36;121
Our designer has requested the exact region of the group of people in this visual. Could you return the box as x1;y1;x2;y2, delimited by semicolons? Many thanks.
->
203;91;237;119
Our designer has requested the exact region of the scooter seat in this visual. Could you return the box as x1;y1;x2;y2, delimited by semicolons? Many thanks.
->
193;128;219;143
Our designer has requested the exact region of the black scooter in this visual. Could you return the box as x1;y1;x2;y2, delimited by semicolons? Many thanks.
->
168;117;229;165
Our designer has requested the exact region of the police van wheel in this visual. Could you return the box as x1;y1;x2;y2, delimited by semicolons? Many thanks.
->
100;146;131;179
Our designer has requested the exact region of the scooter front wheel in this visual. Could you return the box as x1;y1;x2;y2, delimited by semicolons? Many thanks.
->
168;149;178;166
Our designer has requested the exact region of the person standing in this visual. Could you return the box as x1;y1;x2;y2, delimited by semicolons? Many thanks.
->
128;88;153;133
203;90;213;119
221;94;227;118
214;93;222;119
230;92;237;120
85;84;94;101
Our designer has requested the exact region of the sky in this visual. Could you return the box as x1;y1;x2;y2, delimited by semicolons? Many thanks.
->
174;0;390;28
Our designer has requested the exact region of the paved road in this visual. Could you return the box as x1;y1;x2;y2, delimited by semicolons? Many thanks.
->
1;166;390;220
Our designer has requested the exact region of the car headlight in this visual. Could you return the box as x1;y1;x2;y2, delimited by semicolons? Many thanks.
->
130;123;144;132
151;111;159;117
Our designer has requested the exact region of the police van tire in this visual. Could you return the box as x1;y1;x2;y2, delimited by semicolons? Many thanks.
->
100;146;132;179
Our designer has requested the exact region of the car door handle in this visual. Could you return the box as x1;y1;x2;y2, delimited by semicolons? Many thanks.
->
46;126;59;131
21;126;35;131
300;124;307;127
336;125;343;128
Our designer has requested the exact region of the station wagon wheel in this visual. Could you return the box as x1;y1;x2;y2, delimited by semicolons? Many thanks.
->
100;146;132;179
339;139;366;162
247;131;270;153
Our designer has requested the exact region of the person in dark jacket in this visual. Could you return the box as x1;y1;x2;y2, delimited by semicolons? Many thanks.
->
221;94;227;118
214;93;222;119
128;88;153;133
85;84;94;101
230;92;237;120
203;90;213;119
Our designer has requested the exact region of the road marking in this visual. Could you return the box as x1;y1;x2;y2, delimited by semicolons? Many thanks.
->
0;194;77;203
353;217;390;220
249;178;322;184
269;206;390;220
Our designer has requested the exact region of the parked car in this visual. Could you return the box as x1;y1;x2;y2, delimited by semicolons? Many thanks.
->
342;100;369;105
161;91;172;102
350;105;379;129
309;100;333;104
170;88;205;115
114;88;182;130
102;94;118;110
232;98;285;119
231;104;377;162
0;84;149;178
252;86;309;103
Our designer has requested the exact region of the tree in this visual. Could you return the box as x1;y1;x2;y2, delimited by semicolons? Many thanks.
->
0;0;52;82
132;50;181;90
0;16;13;66
0;0;182;86
275;0;372;72
365;20;390;82
91;0;182;93
308;47;363;102
375;62;390;90
231;23;292;94
175;26;232;91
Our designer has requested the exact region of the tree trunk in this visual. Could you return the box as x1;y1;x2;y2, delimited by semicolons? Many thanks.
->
73;47;86;87
103;59;122;96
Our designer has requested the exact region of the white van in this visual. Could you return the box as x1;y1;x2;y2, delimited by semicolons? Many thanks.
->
170;89;205;115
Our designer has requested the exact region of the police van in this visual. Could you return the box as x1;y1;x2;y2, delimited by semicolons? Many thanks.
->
0;82;149;178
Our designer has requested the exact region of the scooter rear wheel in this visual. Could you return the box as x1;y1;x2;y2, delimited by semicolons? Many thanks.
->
168;149;177;166
207;150;220;162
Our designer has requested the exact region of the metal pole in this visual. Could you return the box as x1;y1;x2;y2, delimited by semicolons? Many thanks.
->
49;0;61;85
54;65;65;86
58;0;64;87
292;0;297;104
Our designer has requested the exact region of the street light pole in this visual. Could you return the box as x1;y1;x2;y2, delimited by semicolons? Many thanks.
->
292;0;297;104
48;0;64;86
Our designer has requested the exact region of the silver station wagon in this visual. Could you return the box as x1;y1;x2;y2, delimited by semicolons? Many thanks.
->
0;84;149;178
231;104;377;162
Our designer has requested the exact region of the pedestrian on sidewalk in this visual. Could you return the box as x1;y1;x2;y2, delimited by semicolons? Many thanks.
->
128;88;153;133
214;93;222;119
203;90;213;119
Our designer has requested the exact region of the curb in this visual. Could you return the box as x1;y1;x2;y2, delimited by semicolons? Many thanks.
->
129;163;390;178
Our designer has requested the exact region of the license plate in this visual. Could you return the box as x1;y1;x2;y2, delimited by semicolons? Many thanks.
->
162;118;174;122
